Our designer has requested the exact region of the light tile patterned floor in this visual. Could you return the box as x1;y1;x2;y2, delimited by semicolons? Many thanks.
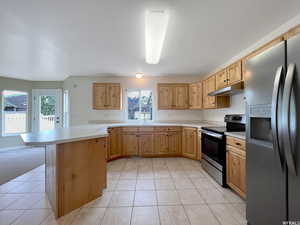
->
0;157;246;225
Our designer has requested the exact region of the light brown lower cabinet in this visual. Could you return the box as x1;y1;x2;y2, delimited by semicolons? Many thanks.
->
154;131;182;156
198;132;202;160
46;137;107;218
108;127;122;160
182;127;198;159
122;133;139;156
139;133;154;156
226;143;246;199
168;132;182;155
107;126;196;160
154;133;169;155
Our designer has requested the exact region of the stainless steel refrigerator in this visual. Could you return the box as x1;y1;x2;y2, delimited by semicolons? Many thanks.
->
245;33;300;225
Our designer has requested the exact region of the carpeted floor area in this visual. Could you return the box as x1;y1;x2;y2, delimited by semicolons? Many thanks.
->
0;147;45;185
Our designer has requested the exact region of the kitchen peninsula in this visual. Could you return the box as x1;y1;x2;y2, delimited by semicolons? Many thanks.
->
21;121;216;218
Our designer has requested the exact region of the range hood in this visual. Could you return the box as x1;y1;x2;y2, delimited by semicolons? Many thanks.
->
208;81;244;96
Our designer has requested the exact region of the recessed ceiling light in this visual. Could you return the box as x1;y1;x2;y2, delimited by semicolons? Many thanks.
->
136;72;144;79
145;10;169;64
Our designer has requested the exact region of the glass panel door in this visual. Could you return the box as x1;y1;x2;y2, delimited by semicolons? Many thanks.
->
32;89;62;132
39;95;56;131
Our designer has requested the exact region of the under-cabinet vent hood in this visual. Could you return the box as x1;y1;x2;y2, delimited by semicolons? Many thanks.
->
208;82;244;96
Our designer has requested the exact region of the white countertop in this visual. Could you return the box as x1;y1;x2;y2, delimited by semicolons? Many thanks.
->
21;121;221;145
225;131;246;140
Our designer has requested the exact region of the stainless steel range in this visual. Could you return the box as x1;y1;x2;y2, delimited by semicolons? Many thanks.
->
201;114;245;186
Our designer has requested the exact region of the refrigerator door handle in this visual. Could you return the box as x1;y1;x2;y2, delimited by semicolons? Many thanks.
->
271;66;284;169
282;63;297;175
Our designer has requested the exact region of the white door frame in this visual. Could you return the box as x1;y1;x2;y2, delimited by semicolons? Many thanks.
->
32;89;63;132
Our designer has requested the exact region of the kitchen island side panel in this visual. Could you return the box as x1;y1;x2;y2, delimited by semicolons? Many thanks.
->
45;137;107;218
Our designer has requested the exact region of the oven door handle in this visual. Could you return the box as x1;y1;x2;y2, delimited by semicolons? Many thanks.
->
201;130;223;139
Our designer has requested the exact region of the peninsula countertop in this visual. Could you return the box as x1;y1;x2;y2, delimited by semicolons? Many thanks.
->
21;121;221;145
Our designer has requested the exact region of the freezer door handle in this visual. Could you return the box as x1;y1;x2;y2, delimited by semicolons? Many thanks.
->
271;66;284;170
282;63;297;175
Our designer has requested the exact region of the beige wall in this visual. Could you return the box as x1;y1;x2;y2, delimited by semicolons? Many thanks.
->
63;75;204;126
0;76;63;149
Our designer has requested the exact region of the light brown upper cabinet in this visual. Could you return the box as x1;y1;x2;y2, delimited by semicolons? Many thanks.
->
189;82;202;109
203;75;217;109
216;61;242;90
227;61;242;85
158;84;189;110
216;69;228;89
203;75;230;109
157;84;173;109
93;83;121;110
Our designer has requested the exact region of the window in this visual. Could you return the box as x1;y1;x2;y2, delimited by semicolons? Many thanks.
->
127;89;153;121
2;90;28;135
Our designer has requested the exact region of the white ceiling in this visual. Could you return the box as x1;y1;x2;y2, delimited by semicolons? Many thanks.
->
1;0;300;81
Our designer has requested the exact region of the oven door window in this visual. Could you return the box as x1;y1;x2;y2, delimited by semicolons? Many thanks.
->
202;133;224;164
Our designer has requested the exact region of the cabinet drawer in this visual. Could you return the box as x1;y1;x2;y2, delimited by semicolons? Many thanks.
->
167;127;181;132
139;127;154;132
227;136;245;150
183;127;197;132
226;145;246;157
122;127;139;132
154;126;181;132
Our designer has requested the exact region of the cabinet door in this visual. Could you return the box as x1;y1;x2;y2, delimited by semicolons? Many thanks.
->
226;150;246;198
227;61;242;85
93;83;107;109
189;83;197;108
122;134;138;156
154;133;169;155
216;69;228;89
139;134;154;156
107;84;121;109
174;85;189;109
158;85;173;109
198;134;202;160
203;76;216;109
182;128;197;159
189;82;202;109
108;128;122;160
168;132;181;155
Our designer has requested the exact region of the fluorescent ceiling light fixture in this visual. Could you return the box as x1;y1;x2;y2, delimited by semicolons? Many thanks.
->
145;10;169;64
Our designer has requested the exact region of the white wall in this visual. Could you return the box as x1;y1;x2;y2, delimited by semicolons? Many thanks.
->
63;75;204;125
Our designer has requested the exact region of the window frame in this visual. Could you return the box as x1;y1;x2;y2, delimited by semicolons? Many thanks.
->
125;88;154;122
2;90;29;136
